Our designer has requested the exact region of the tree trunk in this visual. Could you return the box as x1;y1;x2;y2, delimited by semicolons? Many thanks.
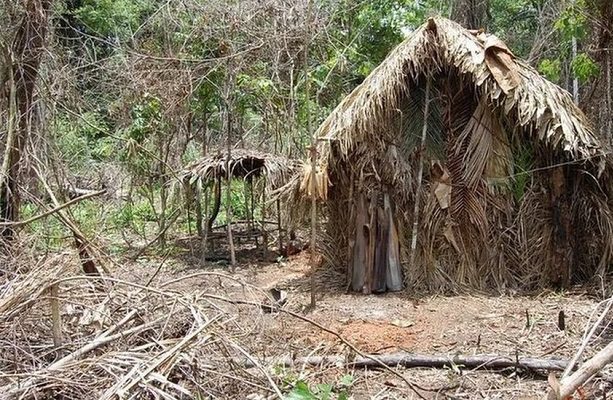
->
451;0;490;29
223;66;237;270
580;0;613;141
0;0;53;239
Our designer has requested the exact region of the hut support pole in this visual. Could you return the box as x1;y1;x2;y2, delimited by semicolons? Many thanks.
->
309;145;317;309
408;77;431;274
200;184;210;266
305;0;317;309
276;199;282;253
250;178;257;246
262;178;268;253
226;176;237;271
195;184;203;238
222;54;237;271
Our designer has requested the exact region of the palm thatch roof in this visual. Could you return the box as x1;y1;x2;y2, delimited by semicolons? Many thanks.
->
312;16;606;187
181;149;297;189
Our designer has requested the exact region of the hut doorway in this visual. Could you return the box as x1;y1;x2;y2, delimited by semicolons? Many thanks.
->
349;190;403;293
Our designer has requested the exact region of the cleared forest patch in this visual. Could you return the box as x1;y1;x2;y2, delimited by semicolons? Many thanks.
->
2;248;611;399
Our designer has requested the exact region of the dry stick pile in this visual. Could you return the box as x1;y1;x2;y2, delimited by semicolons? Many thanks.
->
1;251;611;399
0;253;288;399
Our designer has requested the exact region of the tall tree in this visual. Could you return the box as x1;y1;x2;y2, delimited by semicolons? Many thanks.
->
0;0;53;239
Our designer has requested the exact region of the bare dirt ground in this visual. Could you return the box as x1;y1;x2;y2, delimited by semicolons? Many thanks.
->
118;248;613;400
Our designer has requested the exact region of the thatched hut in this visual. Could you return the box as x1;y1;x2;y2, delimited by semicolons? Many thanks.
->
298;17;613;293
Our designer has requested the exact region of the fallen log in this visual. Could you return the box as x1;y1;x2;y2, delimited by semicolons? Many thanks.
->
241;352;570;372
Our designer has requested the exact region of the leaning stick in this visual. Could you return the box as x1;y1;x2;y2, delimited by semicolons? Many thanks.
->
563;296;613;378
547;340;613;400
0;189;106;227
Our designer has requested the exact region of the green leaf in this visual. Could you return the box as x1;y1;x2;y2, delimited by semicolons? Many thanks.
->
572;53;599;83
537;58;561;83
315;383;332;400
285;381;317;400
339;374;354;387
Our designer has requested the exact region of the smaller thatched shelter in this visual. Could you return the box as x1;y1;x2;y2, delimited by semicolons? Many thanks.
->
295;17;613;294
180;149;297;259
181;149;296;189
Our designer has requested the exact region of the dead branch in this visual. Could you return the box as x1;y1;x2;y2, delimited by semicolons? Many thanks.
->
0;189;106;228
240;352;570;372
547;340;613;400
198;292;429;399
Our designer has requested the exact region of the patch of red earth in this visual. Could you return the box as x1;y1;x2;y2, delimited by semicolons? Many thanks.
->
305;319;417;353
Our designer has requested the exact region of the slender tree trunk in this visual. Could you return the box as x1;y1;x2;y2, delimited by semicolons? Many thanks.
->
408;78;432;275
572;35;579;104
304;0;317;309
261;178;268;253
224;66;237;271
0;0;53;239
207;175;222;231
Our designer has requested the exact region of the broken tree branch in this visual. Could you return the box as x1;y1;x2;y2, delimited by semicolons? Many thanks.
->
240;352;570;372
547;340;613;400
0;189;106;227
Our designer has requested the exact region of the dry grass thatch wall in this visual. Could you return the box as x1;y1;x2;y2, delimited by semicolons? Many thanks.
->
300;17;613;293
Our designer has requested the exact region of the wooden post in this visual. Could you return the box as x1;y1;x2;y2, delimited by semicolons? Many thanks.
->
251;178;258;247
195;183;203;238
200;184;210;266
261;177;268;253
408;77;432;274
309;145;318;308
226;176;237;271
184;181;194;256
276;199;283;253
222;86;236;269
304;0;317;309
50;283;62;347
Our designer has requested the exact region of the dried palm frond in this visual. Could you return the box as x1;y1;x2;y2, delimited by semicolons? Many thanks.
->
303;16;605;196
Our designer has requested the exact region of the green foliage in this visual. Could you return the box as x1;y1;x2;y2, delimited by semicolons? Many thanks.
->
538;58;562;83
571;53;599;83
119;94;165;176
554;0;588;40
111;199;156;229
74;0;152;38
53;111;116;170
21;199;112;250
285;375;353;400
488;0;542;58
